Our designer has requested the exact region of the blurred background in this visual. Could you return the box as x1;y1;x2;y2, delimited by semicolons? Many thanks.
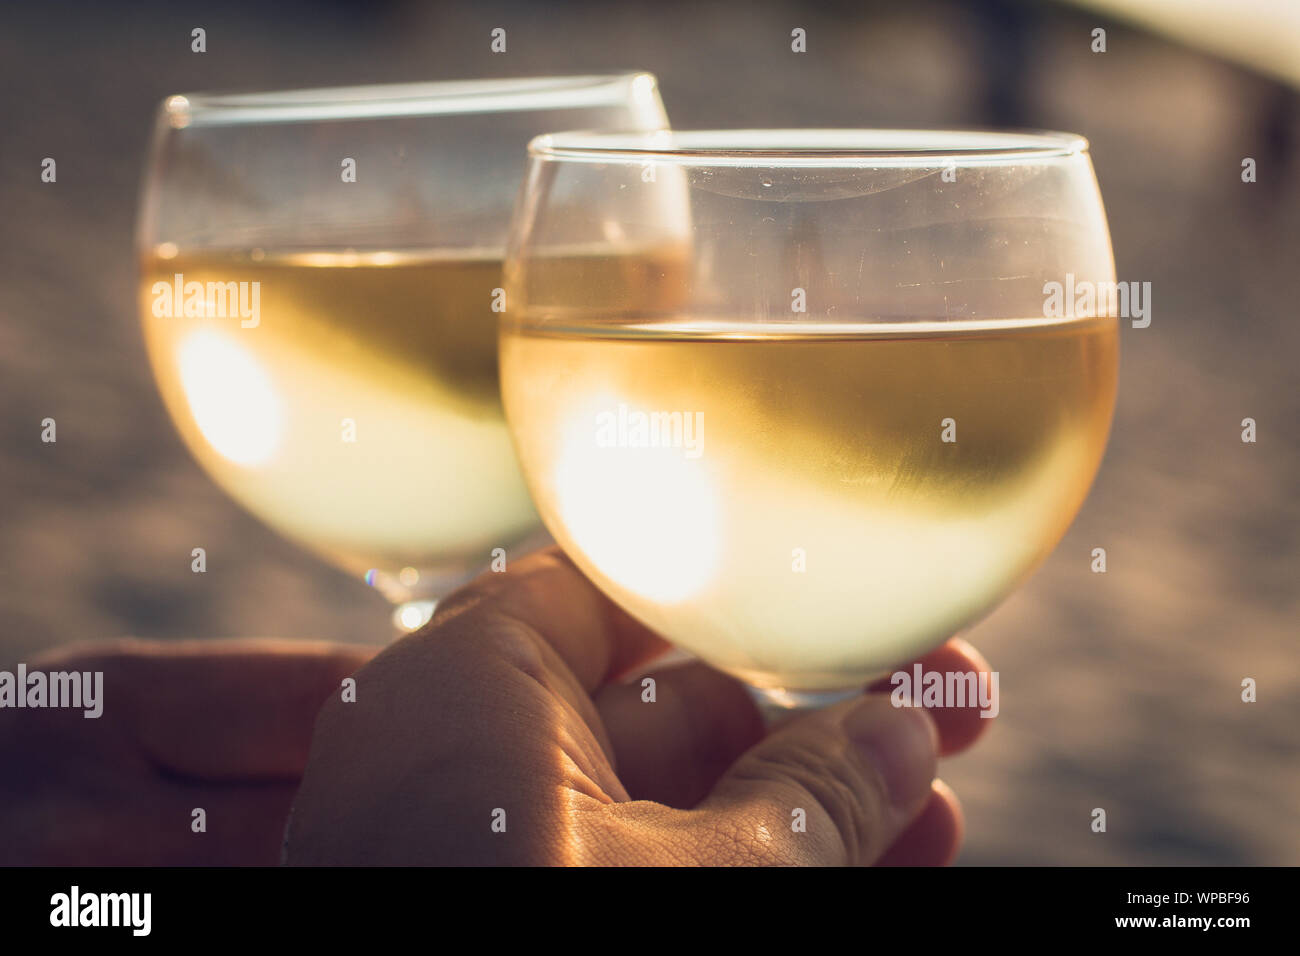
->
1;0;1296;864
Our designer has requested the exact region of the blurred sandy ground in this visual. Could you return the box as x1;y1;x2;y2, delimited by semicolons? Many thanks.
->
1;0;1296;864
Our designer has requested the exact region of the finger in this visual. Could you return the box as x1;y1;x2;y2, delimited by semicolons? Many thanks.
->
154;782;299;866
428;547;670;693
689;693;938;865
287;622;636;864
124;783;300;866
17;781;301;867
594;660;764;807
875;779;964;867
33;638;378;781
868;637;996;756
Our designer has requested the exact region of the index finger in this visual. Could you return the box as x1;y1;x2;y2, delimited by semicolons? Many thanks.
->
428;547;671;693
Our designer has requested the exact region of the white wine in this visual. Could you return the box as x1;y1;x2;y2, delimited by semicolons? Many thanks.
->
141;248;538;598
501;315;1119;691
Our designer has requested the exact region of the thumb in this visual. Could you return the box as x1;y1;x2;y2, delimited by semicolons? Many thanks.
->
690;695;938;865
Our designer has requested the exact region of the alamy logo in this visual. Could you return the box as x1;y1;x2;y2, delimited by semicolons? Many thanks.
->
50;886;151;936
595;403;704;459
890;664;999;718
1043;273;1151;328
151;272;260;328
0;664;103;718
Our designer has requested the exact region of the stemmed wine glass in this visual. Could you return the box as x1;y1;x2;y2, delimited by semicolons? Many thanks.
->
500;129;1119;709
136;75;668;631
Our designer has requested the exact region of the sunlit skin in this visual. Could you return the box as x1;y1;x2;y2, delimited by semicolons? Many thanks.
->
1;550;992;866
286;549;994;866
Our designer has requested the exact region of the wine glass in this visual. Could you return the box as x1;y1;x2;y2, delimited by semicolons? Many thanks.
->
500;129;1119;709
136;75;669;631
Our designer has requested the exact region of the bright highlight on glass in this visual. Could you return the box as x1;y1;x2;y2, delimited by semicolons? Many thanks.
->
553;392;723;605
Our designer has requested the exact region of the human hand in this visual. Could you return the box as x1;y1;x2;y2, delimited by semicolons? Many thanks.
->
0;638;375;865
286;548;994;865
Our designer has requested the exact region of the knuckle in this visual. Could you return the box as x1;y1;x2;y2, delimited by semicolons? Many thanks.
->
726;739;885;865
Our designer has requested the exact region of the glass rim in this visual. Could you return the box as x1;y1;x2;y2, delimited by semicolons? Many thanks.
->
528;128;1091;167
159;73;659;128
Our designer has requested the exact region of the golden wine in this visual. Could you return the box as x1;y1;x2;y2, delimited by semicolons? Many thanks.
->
501;315;1119;690
140;248;538;597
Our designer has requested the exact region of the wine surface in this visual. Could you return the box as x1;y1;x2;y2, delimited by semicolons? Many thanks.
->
141;248;538;595
501;314;1119;690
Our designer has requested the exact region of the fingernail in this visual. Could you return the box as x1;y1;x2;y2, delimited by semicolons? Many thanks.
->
842;697;938;810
